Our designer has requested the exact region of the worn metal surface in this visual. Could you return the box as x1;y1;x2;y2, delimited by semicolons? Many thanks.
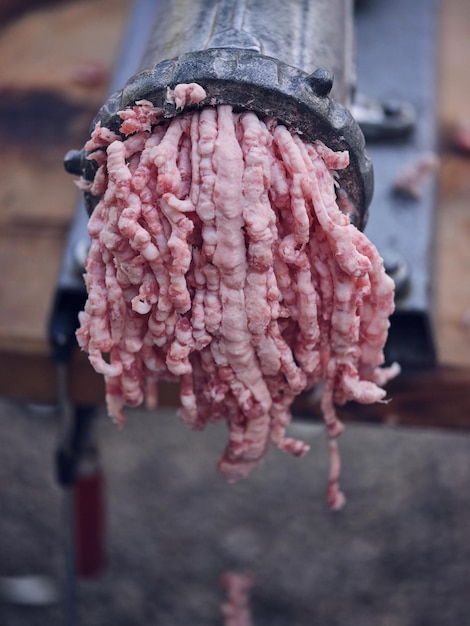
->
355;0;439;368
65;0;371;230
140;0;356;106
85;48;371;228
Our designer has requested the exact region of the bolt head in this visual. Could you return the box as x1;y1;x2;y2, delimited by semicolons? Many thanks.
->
306;68;334;98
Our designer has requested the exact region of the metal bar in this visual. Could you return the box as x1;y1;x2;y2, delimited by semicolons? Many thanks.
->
355;0;439;368
56;363;78;626
140;0;355;104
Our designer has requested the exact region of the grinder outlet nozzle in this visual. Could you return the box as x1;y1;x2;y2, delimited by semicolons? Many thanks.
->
65;0;372;230
69;49;372;230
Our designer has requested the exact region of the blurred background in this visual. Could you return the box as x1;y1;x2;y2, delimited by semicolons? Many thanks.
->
0;0;470;624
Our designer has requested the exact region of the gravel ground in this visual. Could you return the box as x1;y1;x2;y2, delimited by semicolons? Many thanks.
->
1;396;470;626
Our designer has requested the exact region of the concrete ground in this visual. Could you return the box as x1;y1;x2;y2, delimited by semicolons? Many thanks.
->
1;397;469;626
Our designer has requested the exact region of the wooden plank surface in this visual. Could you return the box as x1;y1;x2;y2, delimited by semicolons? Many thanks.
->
0;0;469;429
293;366;470;431
0;0;130;355
435;0;470;367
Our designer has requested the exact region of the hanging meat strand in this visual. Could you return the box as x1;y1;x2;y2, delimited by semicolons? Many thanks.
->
75;85;399;509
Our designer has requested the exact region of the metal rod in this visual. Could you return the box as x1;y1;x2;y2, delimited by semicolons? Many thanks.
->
140;0;355;105
57;363;78;626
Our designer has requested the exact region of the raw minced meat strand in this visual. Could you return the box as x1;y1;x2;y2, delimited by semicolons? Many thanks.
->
220;572;255;626
76;84;398;508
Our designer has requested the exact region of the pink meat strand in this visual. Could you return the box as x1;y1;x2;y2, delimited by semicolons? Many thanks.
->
220;572;255;626
76;86;399;509
392;152;439;199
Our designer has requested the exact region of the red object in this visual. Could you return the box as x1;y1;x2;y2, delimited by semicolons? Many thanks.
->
74;471;106;578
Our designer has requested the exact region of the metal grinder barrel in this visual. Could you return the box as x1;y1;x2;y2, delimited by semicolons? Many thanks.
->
140;0;356;106
65;0;372;229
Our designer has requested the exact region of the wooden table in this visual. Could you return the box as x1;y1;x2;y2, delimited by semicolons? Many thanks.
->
1;0;469;428
0;0;131;404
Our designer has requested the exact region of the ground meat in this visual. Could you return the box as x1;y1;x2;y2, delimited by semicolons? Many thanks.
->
392;152;439;199
220;572;254;626
76;86;398;509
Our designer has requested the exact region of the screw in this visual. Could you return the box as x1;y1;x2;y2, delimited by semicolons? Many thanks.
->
383;251;410;299
63;149;83;176
306;68;334;98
